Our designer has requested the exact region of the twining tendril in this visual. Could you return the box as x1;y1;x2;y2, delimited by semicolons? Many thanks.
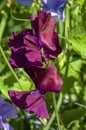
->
11;10;29;22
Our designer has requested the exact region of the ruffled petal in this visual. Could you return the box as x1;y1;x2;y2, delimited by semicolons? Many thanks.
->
43;32;62;59
8;29;42;68
30;10;62;59
38;10;57;50
8;90;49;119
24;35;42;67
25;64;63;94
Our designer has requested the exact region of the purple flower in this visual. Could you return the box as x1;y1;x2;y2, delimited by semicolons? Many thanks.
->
8;90;49;119
30;10;62;59
8;10;62;68
8;64;63;119
25;64;63;94
16;0;33;6
41;0;68;21
8;29;42;68
0;97;18;130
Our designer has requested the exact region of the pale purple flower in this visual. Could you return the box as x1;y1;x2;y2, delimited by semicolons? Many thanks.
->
16;0;33;6
0;97;18;130
41;0;68;21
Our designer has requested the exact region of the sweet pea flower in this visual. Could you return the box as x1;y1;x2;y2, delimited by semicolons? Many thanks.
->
30;10;62;59
41;0;68;21
8;90;49;119
0;97;18;130
8;10;61;68
16;0;33;6
8;29;42;68
24;64;63;94
8;64;63;119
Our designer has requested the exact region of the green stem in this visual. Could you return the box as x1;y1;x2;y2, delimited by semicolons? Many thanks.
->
65;5;70;43
0;12;23;90
64;5;70;79
53;93;60;130
11;10;29;22
0;45;23;90
0;1;6;10
43;93;63;130
0;11;8;41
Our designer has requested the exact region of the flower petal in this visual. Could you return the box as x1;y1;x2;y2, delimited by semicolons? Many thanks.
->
30;10;62;59
24;35;42;67
25;64;63;94
0;97;18;119
0;116;4;129
8;90;49;119
8;29;42;68
16;0;33;6
43;32;62;59
41;0;68;21
3;122;14;130
30;11;59;51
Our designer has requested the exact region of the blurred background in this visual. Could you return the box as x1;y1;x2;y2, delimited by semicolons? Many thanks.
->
0;0;86;129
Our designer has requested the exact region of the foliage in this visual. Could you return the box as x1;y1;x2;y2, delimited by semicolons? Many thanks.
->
0;0;86;130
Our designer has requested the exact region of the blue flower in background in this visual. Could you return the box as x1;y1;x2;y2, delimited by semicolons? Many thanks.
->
0;97;18;130
16;0;33;6
41;0;68;21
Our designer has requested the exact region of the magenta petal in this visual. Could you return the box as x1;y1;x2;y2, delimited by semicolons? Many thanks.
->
43;32;62;59
24;35;42;67
37;64;63;93
30;10;62;59
25;64;63;94
9;48;29;68
38;10;57;50
8;29;42;68
30;14;38;36
38;10;62;59
31;10;57;50
8;29;30;49
8;90;49;119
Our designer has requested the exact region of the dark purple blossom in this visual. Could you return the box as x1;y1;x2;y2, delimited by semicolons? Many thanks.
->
0;97;18;130
8;10;62;68
41;0;68;21
16;0;33;6
25;64;63;94
30;10;62;59
8;29;42;68
8;64;63;119
8;90;49;119
8;10;63;120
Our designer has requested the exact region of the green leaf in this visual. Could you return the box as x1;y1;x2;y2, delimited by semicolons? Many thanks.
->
78;0;85;6
69;34;86;59
61;108;86;126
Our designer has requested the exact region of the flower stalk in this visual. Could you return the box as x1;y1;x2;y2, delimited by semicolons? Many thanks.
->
0;12;23;90
53;93;60;130
64;4;70;79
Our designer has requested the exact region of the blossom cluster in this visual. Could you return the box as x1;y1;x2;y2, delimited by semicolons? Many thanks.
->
8;10;63;119
7;0;68;119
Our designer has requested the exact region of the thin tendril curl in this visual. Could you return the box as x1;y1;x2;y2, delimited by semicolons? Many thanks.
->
11;10;30;22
